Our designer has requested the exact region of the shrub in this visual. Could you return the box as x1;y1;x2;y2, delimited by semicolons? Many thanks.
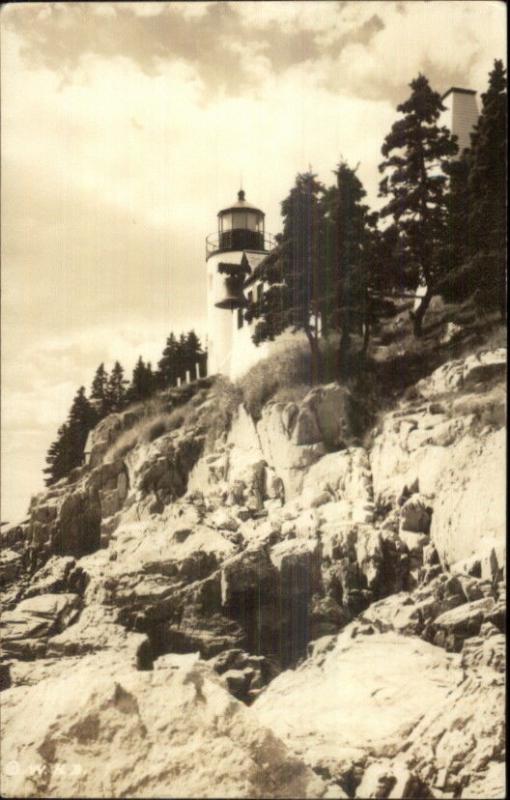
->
238;344;306;419
142;409;187;443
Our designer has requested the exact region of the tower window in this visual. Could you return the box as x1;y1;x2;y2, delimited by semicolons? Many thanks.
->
237;308;244;329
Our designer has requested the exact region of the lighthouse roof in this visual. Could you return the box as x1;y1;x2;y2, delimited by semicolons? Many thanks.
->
218;189;264;217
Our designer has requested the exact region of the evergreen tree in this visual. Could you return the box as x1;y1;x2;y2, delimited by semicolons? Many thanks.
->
44;387;97;485
89;363;109;417
105;362;128;411
176;333;188;382
467;60;507;317
44;423;73;486
246;171;327;381
468;59;507;256
378;74;458;335
146;362;155;394
128;356;155;403
322;161;379;360
157;333;179;387
67;385;97;458
183;330;204;380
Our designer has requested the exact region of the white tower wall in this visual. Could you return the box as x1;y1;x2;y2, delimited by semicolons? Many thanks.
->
206;250;244;376
441;88;478;155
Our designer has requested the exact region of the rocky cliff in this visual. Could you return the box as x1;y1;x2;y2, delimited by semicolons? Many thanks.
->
0;347;506;799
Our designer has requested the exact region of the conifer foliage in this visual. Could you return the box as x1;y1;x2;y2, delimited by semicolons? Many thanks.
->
44;388;97;486
127;357;155;404
378;74;458;336
105;361;128;411
246;171;327;381
89;363;109;416
466;60;507;317
43;331;206;485
468;60;507;257
246;166;380;378
157;330;205;387
437;61;507;316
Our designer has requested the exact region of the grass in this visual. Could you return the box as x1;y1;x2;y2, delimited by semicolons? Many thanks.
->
102;375;242;462
203;376;243;449
105;407;190;462
101;294;505;463
237;338;344;419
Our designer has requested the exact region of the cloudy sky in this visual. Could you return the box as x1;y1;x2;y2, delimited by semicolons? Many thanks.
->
1;1;506;522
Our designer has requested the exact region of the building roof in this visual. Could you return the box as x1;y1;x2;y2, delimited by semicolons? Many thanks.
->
218;190;265;217
244;245;281;286
441;86;477;100
242;251;267;273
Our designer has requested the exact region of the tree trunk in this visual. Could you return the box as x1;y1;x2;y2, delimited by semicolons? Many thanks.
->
410;289;432;338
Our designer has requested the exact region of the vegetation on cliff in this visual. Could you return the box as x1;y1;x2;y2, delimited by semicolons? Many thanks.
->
247;61;506;368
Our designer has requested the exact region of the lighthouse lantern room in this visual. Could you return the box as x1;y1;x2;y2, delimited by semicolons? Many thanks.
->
206;190;271;376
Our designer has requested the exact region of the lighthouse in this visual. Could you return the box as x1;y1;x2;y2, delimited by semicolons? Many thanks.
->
205;190;272;377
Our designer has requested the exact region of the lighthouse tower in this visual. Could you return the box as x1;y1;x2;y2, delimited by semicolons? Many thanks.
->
205;190;272;377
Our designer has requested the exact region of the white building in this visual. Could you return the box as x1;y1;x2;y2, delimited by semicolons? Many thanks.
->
441;86;479;156
207;88;479;380
205;190;300;380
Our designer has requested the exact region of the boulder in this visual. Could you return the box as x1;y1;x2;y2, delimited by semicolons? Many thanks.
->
0;548;24;588
220;546;277;608
430;597;496;652
1;657;327;799
291;407;322;445
461;629;506;673
354;761;432;798
1;593;81;660
399;494;431;534
256;402;327;498
404;670;505;798
254;628;463;781
302;384;357;448
415;349;506;398
21;556;77;598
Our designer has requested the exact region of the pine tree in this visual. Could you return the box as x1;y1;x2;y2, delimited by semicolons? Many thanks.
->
128;356;155;403
157;333;179;387
246;171;327;381
44;387;97;485
468;60;507;256
44;423;73;486
467;60;507;317
176;333;188;382
322;161;379;360
145;362;155;394
105;362;128;411
89;363;109;417
378;74;458;335
182;330;204;381
67;386;98;461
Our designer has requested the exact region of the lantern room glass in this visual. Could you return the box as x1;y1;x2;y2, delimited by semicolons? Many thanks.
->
219;210;264;234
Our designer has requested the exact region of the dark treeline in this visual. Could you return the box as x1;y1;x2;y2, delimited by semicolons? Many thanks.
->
246;60;507;370
44;330;205;485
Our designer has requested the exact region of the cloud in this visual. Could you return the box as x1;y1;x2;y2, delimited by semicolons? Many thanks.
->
4;2;504;105
3;1;387;98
